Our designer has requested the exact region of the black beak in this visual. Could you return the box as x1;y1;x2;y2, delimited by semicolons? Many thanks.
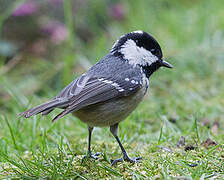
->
160;59;173;68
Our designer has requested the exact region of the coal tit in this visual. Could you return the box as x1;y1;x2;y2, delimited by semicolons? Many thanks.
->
20;31;173;165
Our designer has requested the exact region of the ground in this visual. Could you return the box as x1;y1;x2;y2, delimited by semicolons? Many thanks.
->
0;0;224;179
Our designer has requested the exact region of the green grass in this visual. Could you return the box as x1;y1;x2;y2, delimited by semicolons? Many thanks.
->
0;0;224;179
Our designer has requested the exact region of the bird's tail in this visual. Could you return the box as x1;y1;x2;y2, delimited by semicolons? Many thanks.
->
19;99;68;118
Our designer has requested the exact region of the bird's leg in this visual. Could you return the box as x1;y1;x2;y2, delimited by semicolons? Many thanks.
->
110;123;142;166
82;126;100;161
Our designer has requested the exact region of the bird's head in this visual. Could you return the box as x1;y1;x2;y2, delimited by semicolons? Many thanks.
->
111;30;173;77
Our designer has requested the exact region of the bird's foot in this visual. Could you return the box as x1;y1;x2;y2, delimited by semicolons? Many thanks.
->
111;155;142;166
81;152;101;163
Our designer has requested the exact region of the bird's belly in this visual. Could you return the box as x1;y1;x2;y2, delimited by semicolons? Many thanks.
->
73;87;147;127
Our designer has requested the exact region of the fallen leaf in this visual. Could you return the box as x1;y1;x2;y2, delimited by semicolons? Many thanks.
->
201;138;218;149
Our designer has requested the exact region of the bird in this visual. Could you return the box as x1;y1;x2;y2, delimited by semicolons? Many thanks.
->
19;30;173;165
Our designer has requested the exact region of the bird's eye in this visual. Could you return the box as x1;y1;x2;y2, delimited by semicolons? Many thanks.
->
151;49;155;52
155;50;162;57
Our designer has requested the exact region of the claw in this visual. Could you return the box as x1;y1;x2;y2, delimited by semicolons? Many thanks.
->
92;152;101;158
111;158;123;166
111;156;142;166
81;152;101;163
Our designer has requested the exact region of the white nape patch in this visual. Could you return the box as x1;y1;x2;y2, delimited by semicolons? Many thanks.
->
119;39;158;67
132;30;143;34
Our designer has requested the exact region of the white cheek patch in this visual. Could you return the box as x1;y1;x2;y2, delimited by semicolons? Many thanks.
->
119;39;158;67
132;30;143;34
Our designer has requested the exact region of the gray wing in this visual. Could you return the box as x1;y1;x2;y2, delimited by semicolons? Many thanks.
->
20;72;143;120
52;73;143;121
